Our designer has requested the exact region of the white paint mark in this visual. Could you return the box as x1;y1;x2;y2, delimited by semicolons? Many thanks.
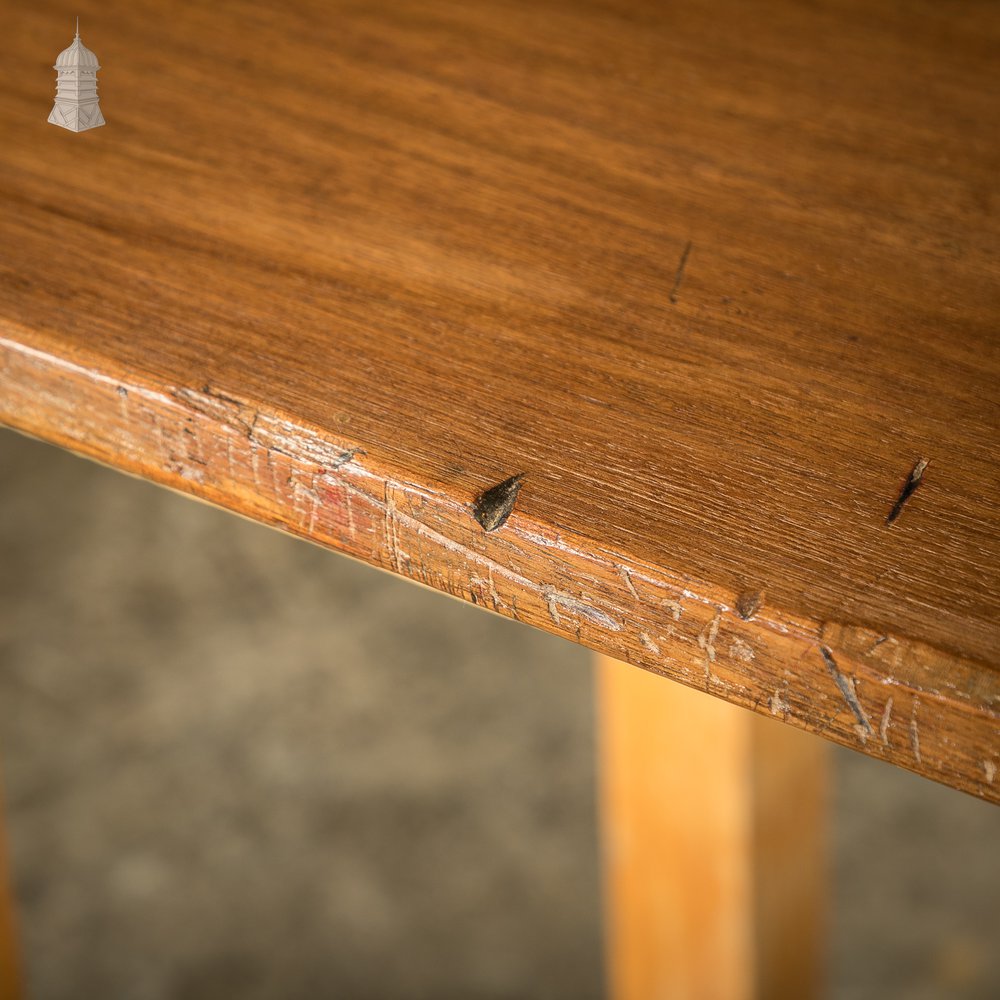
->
769;690;789;716
985;760;996;784
910;699;921;764
730;637;755;662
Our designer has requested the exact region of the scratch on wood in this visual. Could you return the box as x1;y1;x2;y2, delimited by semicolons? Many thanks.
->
639;632;660;655
769;689;789;716
663;599;683;620
879;696;893;746
620;567;640;600
668;240;693;304
117;384;129;421
886;457;929;526
544;586;622;631
250;439;262;490
487;567;502;611
821;645;874;741
910;699;921;763
697;613;721;688
730;637;755;662
384;489;402;573
472;474;523;532
329;447;365;470
344;487;356;537
985;760;997;784
545;588;561;626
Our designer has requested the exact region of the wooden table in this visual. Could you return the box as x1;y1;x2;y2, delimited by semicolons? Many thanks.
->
2;1;997;996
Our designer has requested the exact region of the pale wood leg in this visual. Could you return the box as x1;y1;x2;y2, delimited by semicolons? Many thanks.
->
597;655;827;1000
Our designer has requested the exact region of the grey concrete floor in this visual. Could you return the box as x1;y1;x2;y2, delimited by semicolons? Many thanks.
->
0;428;997;999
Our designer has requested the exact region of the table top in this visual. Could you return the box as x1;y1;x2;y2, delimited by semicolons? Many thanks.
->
2;0;997;801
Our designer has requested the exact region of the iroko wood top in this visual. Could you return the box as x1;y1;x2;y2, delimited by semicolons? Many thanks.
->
2;0;998;799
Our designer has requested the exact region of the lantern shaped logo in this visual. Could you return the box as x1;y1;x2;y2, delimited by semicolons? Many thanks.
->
48;19;105;132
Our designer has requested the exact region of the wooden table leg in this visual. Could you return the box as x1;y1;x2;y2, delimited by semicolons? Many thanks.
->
597;655;827;1000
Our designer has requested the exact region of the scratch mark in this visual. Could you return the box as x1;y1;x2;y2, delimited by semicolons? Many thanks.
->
663;599;683;620
639;633;660;655
730;637;755;662
545;589;561;626
340;477;621;632
910;699;921;763
886;457;929;526
250;439;262;490
769;689;789;716
117;385;130;421
735;591;763;621
329;447;364;471
879;697;893;746
384;490;402;573
344;487;356;538
821;646;874;740
620;567;640;600
472;474;524;532
985;760;996;784
668;240;693;304
697;614;721;688
487;567;501;611
543;586;622;631
868;635;888;655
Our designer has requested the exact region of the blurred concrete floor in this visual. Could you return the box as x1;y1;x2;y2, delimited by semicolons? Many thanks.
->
0;428;997;999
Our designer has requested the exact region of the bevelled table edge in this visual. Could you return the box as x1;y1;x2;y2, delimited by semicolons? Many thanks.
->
2;331;997;802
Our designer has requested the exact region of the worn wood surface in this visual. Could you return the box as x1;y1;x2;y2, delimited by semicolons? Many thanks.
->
598;653;826;1000
1;0;997;799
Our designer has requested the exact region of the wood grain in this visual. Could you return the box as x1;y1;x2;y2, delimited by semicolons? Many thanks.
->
598;653;826;1000
1;0;998;799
